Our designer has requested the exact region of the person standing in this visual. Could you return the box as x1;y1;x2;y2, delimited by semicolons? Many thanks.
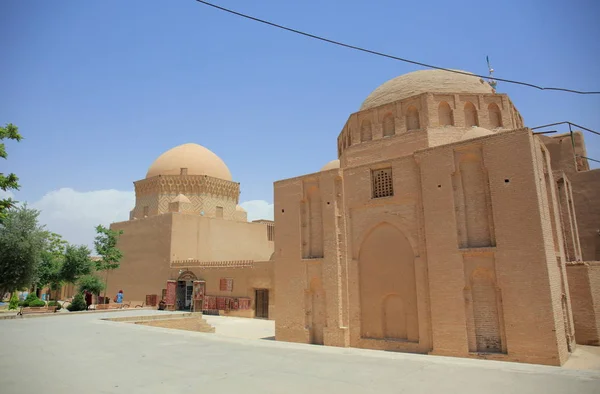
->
84;291;92;310
116;290;123;304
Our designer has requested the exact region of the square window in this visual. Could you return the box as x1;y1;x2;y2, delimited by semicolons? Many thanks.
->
372;168;394;198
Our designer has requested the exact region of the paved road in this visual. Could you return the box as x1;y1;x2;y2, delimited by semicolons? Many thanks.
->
0;310;598;394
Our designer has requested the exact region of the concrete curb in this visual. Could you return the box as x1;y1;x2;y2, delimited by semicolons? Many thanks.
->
0;307;157;320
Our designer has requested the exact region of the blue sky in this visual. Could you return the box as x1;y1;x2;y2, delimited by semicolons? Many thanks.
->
1;0;599;248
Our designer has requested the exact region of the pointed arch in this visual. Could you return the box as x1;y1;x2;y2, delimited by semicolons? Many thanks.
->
464;102;479;127
382;114;395;137
358;222;419;341
406;106;420;131
488;103;502;128
438;101;454;126
361;119;372;142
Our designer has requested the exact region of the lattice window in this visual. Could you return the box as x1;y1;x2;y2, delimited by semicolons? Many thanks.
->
219;278;234;292
372;168;394;198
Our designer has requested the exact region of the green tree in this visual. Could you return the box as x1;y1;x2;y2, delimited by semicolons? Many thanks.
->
78;274;105;296
0;123;22;223
94;225;123;302
36;233;68;296
0;205;46;295
59;244;92;285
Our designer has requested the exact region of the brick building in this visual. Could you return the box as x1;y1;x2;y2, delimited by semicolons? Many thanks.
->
274;69;600;366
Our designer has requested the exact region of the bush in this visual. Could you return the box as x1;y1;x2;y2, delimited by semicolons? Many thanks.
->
29;299;46;307
9;293;19;310
67;293;87;312
47;301;62;310
22;293;39;307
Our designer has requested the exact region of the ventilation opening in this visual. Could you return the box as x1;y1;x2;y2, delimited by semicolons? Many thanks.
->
371;168;394;199
504;179;510;183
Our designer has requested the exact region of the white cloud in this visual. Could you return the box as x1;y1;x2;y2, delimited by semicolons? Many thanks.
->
31;188;135;251
22;188;274;250
240;200;274;222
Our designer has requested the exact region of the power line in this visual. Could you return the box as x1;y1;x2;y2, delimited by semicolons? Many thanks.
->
194;0;600;96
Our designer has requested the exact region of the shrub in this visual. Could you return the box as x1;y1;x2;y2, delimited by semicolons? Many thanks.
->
22;293;39;307
29;299;46;307
8;293;19;310
47;301;62;310
67;293;87;312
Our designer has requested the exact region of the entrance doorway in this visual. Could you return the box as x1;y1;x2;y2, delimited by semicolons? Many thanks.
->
175;270;197;311
255;289;269;319
176;280;193;310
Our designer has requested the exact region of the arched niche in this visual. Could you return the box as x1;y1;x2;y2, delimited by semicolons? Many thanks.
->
464;102;479;127
488;103;502;128
361;119;372;142
406;106;420;131
438;101;454;126
383;114;395;137
358;222;419;341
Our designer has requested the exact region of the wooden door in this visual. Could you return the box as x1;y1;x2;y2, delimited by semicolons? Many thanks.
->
255;289;269;319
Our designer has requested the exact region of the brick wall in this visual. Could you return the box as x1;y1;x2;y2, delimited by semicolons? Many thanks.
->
566;262;600;345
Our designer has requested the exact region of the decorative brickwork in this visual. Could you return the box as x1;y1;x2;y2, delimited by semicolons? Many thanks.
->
171;260;254;269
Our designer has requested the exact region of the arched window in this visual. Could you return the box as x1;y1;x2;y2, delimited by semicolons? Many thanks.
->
361;120;372;142
464;102;478;127
406;106;420;131
438;102;454;126
383;114;395;137
488;103;502;128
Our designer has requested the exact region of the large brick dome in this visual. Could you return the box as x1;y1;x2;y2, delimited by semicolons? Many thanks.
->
360;69;494;111
146;143;232;180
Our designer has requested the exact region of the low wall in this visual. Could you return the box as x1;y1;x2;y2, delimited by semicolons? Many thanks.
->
566;261;600;345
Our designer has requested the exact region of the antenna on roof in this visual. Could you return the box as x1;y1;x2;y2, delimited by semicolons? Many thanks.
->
486;56;498;91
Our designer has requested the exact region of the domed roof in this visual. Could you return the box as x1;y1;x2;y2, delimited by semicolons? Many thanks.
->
320;159;340;171
360;69;494;111
172;194;191;204
146;143;232;180
461;126;494;140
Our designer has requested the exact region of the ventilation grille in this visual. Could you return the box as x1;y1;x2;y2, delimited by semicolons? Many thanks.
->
372;168;394;198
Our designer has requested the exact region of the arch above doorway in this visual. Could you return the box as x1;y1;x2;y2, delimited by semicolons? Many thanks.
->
177;270;198;281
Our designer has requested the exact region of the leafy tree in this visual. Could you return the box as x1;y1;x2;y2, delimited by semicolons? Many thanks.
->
0;123;22;223
78;274;105;296
0;205;46;295
36;233;68;295
59;244;92;285
94;225;123;302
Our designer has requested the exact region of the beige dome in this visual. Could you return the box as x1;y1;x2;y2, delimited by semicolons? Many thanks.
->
360;69;494;111
461;126;494;140
146;143;232;180
321;159;340;171
172;194;191;204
